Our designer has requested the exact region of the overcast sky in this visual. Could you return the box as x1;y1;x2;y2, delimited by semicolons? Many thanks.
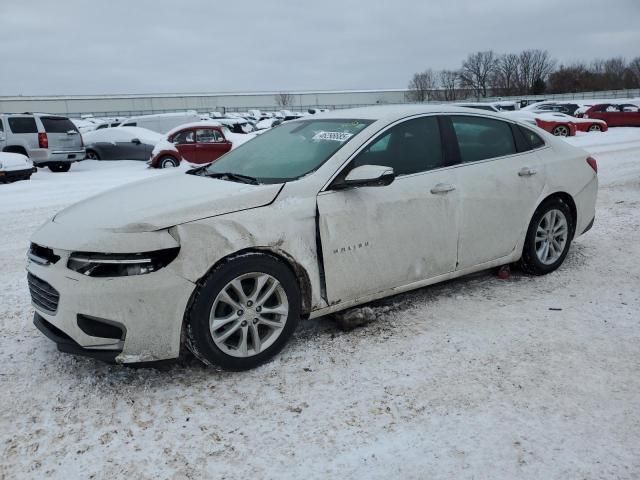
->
1;0;638;96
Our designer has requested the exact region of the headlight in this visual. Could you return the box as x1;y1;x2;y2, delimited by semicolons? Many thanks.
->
67;248;179;277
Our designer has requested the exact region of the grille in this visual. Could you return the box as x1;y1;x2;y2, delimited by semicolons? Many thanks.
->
27;273;60;314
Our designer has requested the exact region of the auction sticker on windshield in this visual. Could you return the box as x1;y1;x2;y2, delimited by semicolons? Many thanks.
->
312;131;354;142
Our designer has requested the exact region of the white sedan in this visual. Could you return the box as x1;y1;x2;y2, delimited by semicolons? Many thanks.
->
27;105;598;370
0;152;34;183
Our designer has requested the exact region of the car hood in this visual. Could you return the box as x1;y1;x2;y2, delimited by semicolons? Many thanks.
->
53;172;283;232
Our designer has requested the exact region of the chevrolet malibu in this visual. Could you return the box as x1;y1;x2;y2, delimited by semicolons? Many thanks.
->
27;106;598;371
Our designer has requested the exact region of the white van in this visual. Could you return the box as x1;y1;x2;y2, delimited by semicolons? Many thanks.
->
118;111;202;134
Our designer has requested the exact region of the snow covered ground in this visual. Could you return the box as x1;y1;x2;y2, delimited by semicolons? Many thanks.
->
1;130;639;479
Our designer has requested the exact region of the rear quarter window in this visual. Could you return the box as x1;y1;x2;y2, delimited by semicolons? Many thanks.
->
519;126;545;149
40;117;78;133
8;117;38;134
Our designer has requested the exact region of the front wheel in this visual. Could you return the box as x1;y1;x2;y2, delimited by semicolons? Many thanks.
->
48;163;71;172
520;198;574;275
588;124;602;132
186;253;301;371
86;150;100;160
159;156;179;168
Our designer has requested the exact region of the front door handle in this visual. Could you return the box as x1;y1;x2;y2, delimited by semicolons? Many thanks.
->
430;183;456;194
518;167;537;177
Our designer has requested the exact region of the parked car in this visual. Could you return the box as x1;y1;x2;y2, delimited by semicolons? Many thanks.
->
543;112;608;133
83;127;163;161
0;113;85;172
28;105;597;370
0;152;35;183
527;103;582;116
117;112;203;134
255;118;283;130
580;103;640;127
507;111;577;137
148;122;232;168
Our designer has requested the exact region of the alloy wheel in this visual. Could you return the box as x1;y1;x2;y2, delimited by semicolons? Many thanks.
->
535;209;568;265
553;125;569;136
588;124;601;132
209;272;289;358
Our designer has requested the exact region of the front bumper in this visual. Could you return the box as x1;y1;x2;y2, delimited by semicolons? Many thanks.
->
0;167;33;181
27;248;196;364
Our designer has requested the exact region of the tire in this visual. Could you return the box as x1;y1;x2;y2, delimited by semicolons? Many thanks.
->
552;125;570;137
588;124;602;132
48;163;71;172
519;197;574;275
159;156;179;168
186;253;301;371
86;150;100;160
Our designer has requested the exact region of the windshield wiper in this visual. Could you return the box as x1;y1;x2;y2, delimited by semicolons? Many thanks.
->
205;172;260;185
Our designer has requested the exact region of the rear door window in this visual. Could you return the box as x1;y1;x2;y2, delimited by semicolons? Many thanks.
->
450;115;516;163
40;117;78;133
8;117;38;134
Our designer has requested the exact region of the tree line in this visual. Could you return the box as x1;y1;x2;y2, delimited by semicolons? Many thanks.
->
407;50;640;101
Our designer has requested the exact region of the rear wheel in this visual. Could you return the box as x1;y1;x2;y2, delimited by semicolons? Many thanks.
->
160;156;179;168
588;124;602;132
520;198;574;275
86;150;100;160
186;253;301;371
48;163;71;172
552;125;570;137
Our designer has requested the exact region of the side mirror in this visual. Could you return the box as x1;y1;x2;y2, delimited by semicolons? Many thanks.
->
131;138;141;145
337;164;395;189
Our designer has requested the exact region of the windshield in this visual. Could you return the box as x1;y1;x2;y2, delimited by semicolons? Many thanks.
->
204;119;372;183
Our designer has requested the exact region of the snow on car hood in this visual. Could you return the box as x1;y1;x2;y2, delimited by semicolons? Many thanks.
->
52;172;283;232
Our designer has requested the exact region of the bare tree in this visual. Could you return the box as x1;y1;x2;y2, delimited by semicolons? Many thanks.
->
439;70;460;101
459;50;498;99
493;53;520;96
275;92;294;108
629;56;640;87
517;49;555;94
603;57;628;89
406;69;438;102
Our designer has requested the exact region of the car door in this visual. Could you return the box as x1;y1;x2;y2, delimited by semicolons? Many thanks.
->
173;129;197;162
194;128;232;163
445;115;547;270
317;115;459;304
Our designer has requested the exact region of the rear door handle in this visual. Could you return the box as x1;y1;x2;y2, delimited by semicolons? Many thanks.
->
430;183;456;194
518;167;537;176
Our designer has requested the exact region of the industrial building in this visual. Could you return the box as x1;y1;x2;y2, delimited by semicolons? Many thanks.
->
0;89;411;117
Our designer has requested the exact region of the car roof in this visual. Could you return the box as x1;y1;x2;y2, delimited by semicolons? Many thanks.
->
297;104;510;123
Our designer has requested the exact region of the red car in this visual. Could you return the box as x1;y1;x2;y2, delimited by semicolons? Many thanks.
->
534;114;577;137
581;103;640;127
149;124;232;168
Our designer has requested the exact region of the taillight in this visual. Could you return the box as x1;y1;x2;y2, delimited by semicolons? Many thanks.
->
79;133;84;147
587;156;598;174
38;132;48;149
